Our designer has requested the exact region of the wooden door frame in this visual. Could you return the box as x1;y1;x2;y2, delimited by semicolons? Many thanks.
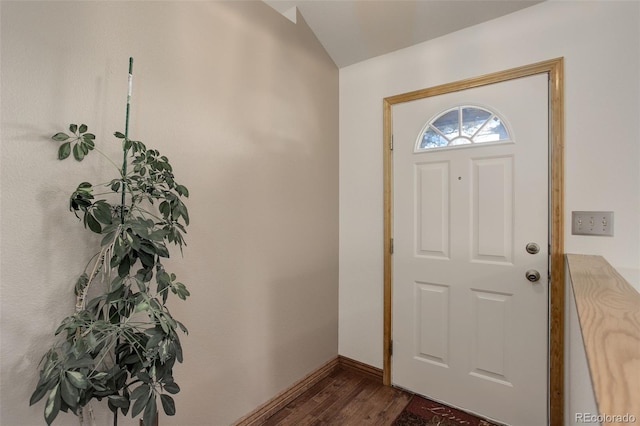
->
382;58;565;425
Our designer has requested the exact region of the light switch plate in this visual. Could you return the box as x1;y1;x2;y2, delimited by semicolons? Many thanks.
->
572;211;614;236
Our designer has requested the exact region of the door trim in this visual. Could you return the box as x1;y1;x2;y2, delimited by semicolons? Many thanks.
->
382;58;564;425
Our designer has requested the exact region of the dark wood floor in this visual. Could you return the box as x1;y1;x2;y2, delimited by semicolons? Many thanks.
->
260;368;412;425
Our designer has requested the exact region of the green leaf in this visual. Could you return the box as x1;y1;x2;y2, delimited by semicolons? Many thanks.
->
44;384;61;425
72;338;87;359
145;332;163;350
138;250;155;268
159;201;171;219
120;389;131;416
136;371;152;384
93;202;112;225
72;143;84;161
101;230;116;247
57;142;71;160
175;184;189;197
163;382;180;395
160;394;176;416
90;371;109;381
108;395;130;409
155;243;170;258
175;283;190;301
159;317;169;334
65;354;94;369
134;301;150;313
52;132;69;142
156;271;170;287
107;398;118;414
110;275;124;292
30;379;54;405
117;255;131;277
176;320;189;334
41;351;60;378
79;124;87;133
105;289;120;304
69;124;78;133
172;336;183;363
83;137;95;149
65;371;89;389
130;385;150;418
148;229;168;241
86;213;102;234
85;295;102;312
139;241;156;255
157;341;170;363
60;377;79;408
123;352;142;365
128;234;140;251
174;201;189;226
85;331;98;350
114;131;125;139
143;395;158;426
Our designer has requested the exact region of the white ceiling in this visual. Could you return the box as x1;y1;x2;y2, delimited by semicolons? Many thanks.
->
264;0;544;68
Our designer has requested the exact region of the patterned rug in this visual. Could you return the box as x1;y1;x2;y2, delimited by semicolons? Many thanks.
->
392;395;500;426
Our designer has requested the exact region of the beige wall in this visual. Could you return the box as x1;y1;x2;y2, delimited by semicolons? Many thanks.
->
0;2;338;425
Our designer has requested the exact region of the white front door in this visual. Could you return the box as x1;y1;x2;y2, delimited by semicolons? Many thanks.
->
391;74;549;425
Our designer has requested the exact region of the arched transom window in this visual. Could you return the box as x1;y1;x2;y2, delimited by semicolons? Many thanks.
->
416;105;511;151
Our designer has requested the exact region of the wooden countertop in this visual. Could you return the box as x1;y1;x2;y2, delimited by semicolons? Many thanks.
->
566;254;640;425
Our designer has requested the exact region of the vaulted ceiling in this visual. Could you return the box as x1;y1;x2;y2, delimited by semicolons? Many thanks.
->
264;0;544;68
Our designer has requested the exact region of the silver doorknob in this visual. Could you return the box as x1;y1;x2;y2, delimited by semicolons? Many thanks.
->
525;270;541;282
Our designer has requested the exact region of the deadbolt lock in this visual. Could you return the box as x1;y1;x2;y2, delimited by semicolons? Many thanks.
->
526;242;540;254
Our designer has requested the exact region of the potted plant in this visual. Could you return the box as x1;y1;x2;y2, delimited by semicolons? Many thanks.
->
29;58;190;426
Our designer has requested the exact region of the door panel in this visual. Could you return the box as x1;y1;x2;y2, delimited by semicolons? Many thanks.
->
472;156;513;263
392;74;549;426
471;289;512;384
416;162;449;258
415;281;450;366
